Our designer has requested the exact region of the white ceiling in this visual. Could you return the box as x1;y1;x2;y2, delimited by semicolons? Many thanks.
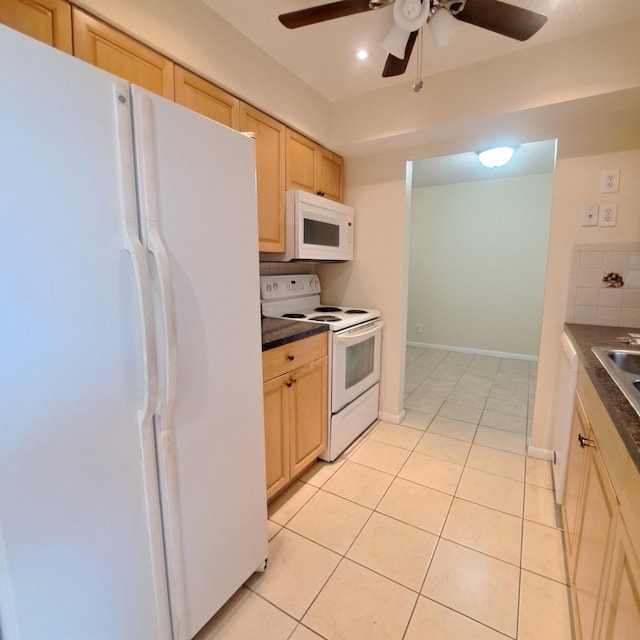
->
202;0;640;102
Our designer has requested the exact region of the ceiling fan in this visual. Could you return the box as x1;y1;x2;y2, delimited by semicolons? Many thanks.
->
278;0;548;78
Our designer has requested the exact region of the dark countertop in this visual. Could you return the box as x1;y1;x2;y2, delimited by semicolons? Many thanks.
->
261;317;328;351
565;323;640;472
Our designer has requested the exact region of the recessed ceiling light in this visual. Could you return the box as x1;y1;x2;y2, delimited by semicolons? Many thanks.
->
356;49;369;60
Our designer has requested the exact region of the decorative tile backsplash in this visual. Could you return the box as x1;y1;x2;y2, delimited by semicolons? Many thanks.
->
566;242;640;327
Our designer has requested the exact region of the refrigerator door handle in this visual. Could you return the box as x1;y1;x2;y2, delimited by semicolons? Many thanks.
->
129;88;178;429
113;84;173;639
114;86;159;428
146;220;179;428
122;216;158;425
130;87;188;640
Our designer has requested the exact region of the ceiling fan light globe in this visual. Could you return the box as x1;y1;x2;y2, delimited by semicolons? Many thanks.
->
428;7;460;48
380;23;411;58
393;0;430;31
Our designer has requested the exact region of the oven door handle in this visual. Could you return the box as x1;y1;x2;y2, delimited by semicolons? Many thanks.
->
335;320;384;343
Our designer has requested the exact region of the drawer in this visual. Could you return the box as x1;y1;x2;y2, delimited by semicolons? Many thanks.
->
262;332;328;381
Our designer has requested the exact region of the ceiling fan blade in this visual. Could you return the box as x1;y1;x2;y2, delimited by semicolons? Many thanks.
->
279;0;380;29
454;0;548;41
382;29;418;77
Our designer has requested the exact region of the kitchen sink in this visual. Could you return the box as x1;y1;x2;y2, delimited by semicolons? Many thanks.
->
606;350;640;375
591;347;640;418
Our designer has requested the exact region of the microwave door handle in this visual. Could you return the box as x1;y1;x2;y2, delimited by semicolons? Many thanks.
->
335;320;384;343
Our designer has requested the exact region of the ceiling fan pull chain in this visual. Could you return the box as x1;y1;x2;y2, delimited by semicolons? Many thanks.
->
413;26;424;92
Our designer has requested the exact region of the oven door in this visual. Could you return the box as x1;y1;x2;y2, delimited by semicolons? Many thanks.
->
331;320;383;413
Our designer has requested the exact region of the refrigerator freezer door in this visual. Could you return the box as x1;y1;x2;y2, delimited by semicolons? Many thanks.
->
0;26;170;640
131;87;268;639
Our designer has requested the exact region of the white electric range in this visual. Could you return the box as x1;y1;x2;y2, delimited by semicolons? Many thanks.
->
260;274;383;461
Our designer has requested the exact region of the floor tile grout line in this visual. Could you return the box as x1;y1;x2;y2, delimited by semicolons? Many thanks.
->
254;350;550;640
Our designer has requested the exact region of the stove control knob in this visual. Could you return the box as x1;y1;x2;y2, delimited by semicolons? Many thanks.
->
274;283;279;291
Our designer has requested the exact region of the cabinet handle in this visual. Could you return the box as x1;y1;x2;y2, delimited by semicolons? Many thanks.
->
285;380;293;387
287;354;295;361
316;190;325;197
578;433;596;448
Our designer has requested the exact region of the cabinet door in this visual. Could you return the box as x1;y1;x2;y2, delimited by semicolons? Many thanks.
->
289;357;328;479
563;393;591;562
598;515;640;640
175;66;239;129
0;0;72;52
316;146;343;202
285;128;316;194
573;437;618;640
263;375;289;500
72;8;174;99
241;104;286;253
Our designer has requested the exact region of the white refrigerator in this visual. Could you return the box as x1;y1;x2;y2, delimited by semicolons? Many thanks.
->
0;25;267;640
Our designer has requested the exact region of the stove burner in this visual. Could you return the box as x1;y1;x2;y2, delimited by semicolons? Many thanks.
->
315;306;342;312
282;313;306;319
345;309;367;314
310;315;341;323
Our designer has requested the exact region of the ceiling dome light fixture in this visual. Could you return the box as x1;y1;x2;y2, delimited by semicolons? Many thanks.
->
356;48;369;60
477;146;517;168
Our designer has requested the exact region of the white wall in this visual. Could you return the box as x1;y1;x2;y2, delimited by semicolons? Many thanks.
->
407;174;554;357
532;149;640;452
317;176;411;422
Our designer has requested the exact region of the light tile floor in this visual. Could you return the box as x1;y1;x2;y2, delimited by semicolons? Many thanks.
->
196;348;574;640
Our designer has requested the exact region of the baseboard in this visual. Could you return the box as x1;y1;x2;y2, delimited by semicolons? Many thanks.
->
526;440;553;461
378;409;406;425
406;341;538;362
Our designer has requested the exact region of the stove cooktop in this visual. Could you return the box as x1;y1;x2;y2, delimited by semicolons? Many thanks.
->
260;275;381;332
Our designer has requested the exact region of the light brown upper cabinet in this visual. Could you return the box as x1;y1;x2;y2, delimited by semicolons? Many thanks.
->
285;129;316;194
316;146;344;202
241;104;286;253
285;129;343;202
0;0;72;53
175;67;239;129
72;8;174;100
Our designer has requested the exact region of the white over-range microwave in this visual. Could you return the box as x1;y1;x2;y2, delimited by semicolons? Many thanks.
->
259;190;354;262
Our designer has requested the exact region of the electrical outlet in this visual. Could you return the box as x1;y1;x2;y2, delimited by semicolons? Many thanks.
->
416;323;423;334
581;204;599;226
599;203;617;226
600;169;620;193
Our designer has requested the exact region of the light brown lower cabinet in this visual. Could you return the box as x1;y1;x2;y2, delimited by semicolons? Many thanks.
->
598;514;640;639
262;333;328;500
563;364;640;640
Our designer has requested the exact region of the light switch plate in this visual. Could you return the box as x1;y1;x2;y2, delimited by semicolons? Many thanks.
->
581;204;599;226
